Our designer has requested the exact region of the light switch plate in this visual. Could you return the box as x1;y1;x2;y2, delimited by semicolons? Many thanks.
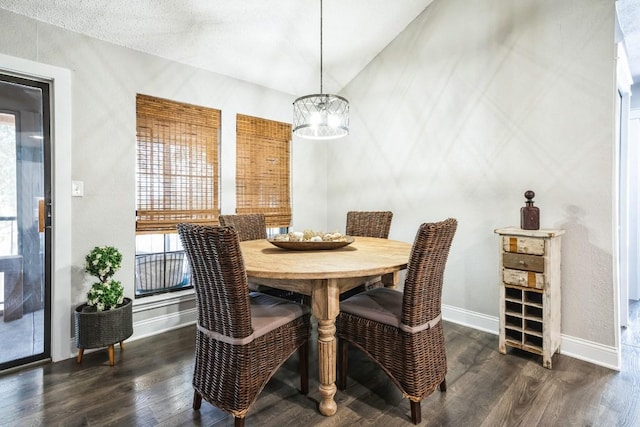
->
72;180;84;197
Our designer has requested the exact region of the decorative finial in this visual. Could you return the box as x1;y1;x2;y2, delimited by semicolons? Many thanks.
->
524;190;535;202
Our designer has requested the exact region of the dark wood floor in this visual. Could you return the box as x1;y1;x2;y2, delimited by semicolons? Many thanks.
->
1;315;639;426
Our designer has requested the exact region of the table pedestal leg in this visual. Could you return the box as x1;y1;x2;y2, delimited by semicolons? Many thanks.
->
317;319;337;416
381;271;400;289
312;279;339;416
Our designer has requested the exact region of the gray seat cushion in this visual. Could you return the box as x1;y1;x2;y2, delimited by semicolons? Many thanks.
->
340;287;402;328
340;287;442;333
250;292;310;339
198;292;310;345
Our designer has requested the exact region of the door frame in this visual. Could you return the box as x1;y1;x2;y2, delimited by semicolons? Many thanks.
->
0;74;51;368
0;53;72;362
616;40;633;367
629;107;640;302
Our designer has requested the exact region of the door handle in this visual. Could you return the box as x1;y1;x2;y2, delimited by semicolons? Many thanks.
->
38;199;52;232
38;199;45;233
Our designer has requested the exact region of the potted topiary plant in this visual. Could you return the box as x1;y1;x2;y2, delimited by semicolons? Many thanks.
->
74;245;133;366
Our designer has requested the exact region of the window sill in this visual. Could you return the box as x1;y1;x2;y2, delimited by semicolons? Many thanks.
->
132;288;195;313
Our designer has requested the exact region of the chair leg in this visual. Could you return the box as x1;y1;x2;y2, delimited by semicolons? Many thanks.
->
76;348;84;363
410;400;421;425
337;339;348;390
192;390;202;410
234;417;245;427
439;378;447;392
299;341;309;395
119;340;125;351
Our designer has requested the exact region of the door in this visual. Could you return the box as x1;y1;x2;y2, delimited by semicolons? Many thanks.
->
0;73;51;370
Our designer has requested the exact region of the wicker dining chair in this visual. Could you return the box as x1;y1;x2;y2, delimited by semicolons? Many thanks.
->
336;218;458;425
341;211;394;298
177;224;311;427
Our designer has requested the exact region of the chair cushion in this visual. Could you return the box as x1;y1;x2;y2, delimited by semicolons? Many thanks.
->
340;287;443;333
250;292;310;340
340;287;402;328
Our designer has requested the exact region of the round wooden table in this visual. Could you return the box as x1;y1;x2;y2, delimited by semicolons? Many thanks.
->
239;236;412;416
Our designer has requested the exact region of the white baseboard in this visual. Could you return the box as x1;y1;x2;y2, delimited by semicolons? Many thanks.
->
442;304;620;370
442;304;499;335
559;335;619;371
130;307;197;342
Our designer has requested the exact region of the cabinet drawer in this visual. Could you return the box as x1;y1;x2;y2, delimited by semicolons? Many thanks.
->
502;252;544;273
503;268;544;289
502;236;545;255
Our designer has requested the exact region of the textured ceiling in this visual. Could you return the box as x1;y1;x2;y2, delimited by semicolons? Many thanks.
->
0;0;434;95
617;0;640;82
0;0;638;94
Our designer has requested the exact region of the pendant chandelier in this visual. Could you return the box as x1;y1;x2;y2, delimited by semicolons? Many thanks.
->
293;0;349;139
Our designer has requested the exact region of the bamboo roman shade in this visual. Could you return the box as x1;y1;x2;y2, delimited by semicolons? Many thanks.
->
136;94;220;233
236;114;291;228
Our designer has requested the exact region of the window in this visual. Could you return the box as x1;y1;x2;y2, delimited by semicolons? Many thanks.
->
134;233;189;296
235;114;291;228
135;94;220;296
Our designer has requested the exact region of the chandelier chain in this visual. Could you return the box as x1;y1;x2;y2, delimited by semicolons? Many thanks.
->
320;0;323;94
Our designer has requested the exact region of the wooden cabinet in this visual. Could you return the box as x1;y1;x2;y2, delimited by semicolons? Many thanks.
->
494;227;565;369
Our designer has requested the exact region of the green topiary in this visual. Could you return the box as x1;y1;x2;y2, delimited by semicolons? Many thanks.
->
84;246;124;311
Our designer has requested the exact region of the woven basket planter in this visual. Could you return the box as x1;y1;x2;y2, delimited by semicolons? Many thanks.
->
74;297;133;350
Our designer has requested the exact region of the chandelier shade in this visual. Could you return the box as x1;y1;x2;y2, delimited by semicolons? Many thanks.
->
292;0;349;140
293;93;349;139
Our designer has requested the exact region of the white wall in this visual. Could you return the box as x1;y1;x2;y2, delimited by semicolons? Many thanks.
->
0;8;327;360
328;0;618;359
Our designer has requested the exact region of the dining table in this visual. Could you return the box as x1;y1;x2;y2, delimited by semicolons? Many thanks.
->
239;236;412;417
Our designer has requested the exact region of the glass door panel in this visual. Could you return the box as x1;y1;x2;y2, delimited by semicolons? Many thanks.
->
0;74;51;369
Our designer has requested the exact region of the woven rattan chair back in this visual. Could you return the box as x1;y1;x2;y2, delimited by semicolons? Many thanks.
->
177;223;311;427
341;211;394;297
219;214;267;241
402;218;458;328
345;211;393;238
178;224;253;339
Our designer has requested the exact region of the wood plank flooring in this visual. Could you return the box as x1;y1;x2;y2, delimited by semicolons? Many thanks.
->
0;318;638;426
